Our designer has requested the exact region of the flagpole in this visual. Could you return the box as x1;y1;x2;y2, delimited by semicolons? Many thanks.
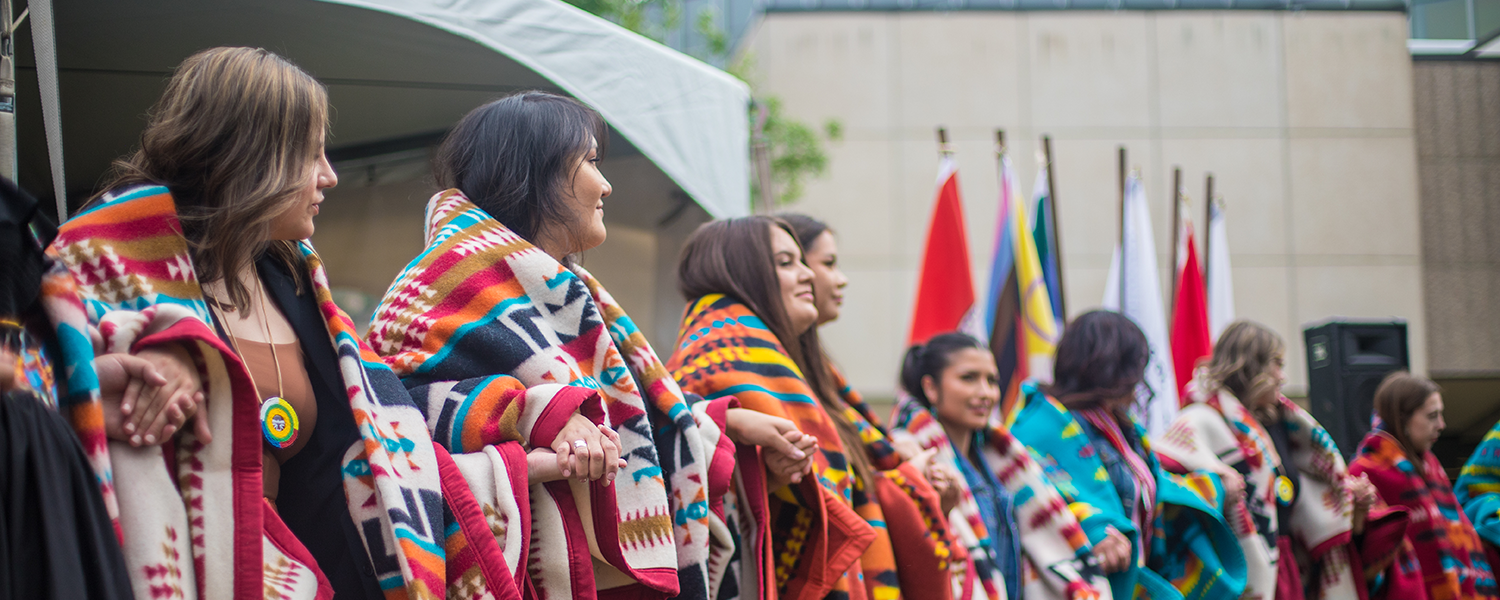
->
937;126;951;156
1170;166;1182;320
1118;146;1127;314
1205;173;1215;299
1042;134;1067;321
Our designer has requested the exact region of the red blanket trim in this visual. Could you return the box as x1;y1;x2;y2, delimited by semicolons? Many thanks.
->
134;317;262;600
780;477;876;600
548;479;604;600
262;499;334;600
433;444;522;600
1307;529;1354;561
703;398;739;525
529;386;603;450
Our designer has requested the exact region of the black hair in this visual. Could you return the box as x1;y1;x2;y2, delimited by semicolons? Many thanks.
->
900;331;989;409
778;212;830;253
1044;310;1151;410
433;91;607;259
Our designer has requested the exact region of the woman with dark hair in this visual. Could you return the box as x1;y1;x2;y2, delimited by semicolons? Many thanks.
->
889;332;1107;600
1352;372;1498;600
667;216;970;600
367;91;815;600
45;47;545;599
778;213;846;328
1155;320;1410;600
1006;310;1246;600
0;178;134;599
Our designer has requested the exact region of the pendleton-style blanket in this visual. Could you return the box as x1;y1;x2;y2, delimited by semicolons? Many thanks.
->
668;294;970;600
1351;428;1499;600
888;396;1108;600
47;185;518;600
1156;379;1367;600
365;189;741;600
1458;421;1500;570
1007;382;1246;600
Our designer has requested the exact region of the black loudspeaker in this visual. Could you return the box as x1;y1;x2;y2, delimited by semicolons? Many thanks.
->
1304;320;1409;459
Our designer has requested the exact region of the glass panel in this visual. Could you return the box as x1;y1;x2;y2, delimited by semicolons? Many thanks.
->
1410;0;1472;39
1476;0;1500;38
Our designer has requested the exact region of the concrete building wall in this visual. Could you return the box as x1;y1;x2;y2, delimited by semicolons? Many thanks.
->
742;10;1424;400
1415;61;1500;377
1412;60;1500;440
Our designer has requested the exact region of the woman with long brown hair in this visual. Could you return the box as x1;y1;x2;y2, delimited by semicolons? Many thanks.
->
365;91;816;600
1351;372;1498;600
1006;310;1245;600
667;216;970;600
47;47;581;599
1155;320;1403;599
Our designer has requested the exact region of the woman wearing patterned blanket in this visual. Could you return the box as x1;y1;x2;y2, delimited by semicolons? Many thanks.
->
1006;310;1246;600
47;47;564;599
1353;372;1498;600
667;216;972;600
1156;320;1414;600
890;332;1107;600
366;91;817;600
1459;398;1500;580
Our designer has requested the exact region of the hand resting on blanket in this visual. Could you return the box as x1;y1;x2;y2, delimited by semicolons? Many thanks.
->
98;343;207;447
725;408;818;491
531;424;628;485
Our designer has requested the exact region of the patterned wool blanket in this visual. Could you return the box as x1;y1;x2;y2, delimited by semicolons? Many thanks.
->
667;294;970;600
888;395;1108;600
1008;382;1246;600
366;189;740;600
1351;428;1499;600
1458;421;1500;569
47;185;517;600
1156;379;1366;599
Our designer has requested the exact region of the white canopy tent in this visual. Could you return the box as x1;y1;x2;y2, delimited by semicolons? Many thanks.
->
18;0;751;222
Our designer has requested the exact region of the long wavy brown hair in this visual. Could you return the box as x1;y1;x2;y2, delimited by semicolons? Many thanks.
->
99;47;328;310
1373;371;1441;476
1203;320;1286;418
677;216;874;480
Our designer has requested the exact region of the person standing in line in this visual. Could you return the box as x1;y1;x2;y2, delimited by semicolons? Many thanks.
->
365;91;817;600
1006;310;1246;600
890;332;1110;600
1351;372;1500;600
668;216;972;600
1155;320;1414;600
46;47;597;599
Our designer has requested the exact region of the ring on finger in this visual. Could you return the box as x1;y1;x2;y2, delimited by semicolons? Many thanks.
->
573;439;588;450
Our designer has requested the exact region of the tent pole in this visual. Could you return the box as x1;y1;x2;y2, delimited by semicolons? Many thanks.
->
0;0;15;181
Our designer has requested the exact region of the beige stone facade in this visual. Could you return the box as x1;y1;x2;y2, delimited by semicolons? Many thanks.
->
740;10;1425;400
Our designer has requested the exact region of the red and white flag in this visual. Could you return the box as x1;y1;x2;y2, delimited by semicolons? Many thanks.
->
1170;205;1212;403
909;156;977;345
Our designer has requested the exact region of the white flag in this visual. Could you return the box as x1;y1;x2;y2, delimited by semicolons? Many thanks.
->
1206;198;1236;340
1103;173;1179;437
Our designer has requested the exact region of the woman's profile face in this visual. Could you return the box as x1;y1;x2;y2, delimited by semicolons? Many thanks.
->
268;134;337;241
804;230;847;326
1255;352;1288;406
1405;392;1445;455
769;225;818;335
927;347;999;434
562;136;611;254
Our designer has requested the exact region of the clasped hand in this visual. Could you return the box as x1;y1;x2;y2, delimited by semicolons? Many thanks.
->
528;413;627;485
99;343;209;446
